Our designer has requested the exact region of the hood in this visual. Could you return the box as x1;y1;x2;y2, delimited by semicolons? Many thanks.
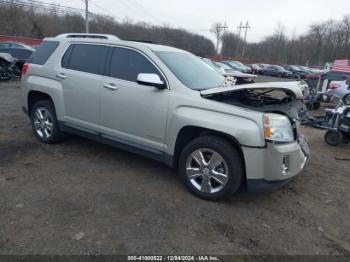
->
200;81;308;99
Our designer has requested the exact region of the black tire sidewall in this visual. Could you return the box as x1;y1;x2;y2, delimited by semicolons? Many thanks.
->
343;94;350;105
30;100;61;144
178;136;243;201
324;131;342;146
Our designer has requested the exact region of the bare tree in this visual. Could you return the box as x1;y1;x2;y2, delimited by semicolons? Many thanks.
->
210;22;227;54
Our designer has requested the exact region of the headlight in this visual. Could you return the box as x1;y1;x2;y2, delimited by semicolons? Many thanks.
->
263;113;294;143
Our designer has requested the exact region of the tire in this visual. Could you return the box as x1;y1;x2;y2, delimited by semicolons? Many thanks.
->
178;136;243;201
305;101;313;111
312;101;321;110
30;100;64;144
324;131;342;146
343;94;350;105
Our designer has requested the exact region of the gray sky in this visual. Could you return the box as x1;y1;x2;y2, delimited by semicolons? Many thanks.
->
50;0;349;42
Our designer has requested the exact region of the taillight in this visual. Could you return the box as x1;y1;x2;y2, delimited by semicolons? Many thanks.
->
22;63;29;76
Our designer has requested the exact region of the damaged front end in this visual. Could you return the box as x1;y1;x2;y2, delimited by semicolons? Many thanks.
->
201;81;310;189
201;81;309;121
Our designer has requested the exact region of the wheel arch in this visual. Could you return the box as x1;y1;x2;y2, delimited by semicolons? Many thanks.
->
172;126;246;179
27;91;54;116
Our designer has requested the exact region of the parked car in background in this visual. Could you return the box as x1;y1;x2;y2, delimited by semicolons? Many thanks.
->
0;47;33;71
293;65;312;76
229;60;253;73
214;62;257;83
282;65;306;79
221;60;252;73
246;64;264;75
257;63;270;71
0;42;34;50
263;65;293;78
327;79;350;104
0;47;33;73
21;33;309;200
200;58;257;84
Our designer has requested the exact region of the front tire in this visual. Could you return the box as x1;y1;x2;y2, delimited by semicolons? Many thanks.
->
30;100;64;144
178;136;243;201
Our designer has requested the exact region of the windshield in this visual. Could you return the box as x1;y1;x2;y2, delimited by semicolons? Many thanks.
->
224;62;240;69
202;58;221;69
297;65;310;71
216;62;232;70
275;65;285;71
156;51;224;90
233;61;245;67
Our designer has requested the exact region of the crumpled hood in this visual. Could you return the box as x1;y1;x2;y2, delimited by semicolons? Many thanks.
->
200;81;308;99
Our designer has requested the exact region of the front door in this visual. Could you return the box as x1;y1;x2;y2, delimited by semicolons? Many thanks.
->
100;47;170;153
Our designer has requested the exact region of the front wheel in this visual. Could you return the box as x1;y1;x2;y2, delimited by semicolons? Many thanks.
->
178;136;243;201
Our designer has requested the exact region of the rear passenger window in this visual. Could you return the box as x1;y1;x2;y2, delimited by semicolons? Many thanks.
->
63;44;109;75
109;47;161;82
28;41;59;65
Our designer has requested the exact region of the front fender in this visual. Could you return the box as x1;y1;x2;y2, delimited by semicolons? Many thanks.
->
165;105;265;155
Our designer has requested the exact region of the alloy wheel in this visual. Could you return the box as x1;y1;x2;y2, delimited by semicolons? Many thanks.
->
33;107;54;139
185;148;229;194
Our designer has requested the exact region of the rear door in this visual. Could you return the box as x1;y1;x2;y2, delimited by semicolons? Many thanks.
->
58;43;109;131
100;46;170;153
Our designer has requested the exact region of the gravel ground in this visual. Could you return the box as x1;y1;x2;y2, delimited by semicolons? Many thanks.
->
0;77;349;255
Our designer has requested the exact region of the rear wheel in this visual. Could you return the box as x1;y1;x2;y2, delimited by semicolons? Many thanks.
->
30;100;64;144
178;136;243;201
324;130;342;146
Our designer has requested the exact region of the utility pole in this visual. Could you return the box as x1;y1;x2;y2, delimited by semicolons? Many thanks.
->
217;22;228;55
85;0;89;33
236;22;243;59
241;21;250;59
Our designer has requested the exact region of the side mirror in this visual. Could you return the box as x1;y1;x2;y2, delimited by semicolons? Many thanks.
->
137;73;166;89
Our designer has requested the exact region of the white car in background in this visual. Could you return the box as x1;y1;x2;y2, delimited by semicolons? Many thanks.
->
327;79;350;104
200;58;257;83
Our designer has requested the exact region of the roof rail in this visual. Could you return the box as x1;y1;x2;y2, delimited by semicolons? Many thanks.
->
55;33;120;40
127;39;156;44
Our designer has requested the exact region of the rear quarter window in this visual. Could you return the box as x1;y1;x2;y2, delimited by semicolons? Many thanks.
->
62;44;109;75
28;41;59;65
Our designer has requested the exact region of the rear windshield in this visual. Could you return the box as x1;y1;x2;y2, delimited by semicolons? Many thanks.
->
28;41;59;65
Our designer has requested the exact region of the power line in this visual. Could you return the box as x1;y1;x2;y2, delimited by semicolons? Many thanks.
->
89;0;123;21
0;0;87;16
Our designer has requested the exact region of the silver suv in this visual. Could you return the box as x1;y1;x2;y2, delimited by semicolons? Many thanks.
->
21;33;310;200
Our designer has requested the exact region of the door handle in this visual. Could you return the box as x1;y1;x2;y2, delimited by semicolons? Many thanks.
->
56;73;66;79
103;83;119;90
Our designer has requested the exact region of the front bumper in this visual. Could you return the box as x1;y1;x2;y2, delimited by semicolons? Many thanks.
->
243;137;309;192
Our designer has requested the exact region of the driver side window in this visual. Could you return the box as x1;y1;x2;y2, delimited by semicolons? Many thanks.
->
108;47;163;83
